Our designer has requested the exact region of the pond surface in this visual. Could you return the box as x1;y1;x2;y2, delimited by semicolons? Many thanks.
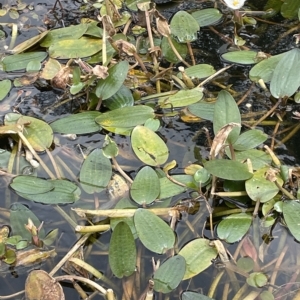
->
1;0;300;299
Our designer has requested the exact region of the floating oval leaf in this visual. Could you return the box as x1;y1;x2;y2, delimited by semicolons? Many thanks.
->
177;64;216;79
170;11;200;43
131;125;169;166
158;87;203;108
104;85;134;110
246;272;268;288
95;106;154;128
95;61;129;99
182;291;216;300
283;201;300;242
0;79;11;101
50;111;102;134
233;129;268;151
213;90;241;144
131;166;160;205
134;208;175;254
159;176;187;199
10;175;54;195
153;255;186;293
191;8;223;26
270;48;300;98
109;222;136;278
2;52;47;72
204;159;252;180
79;148;112;194
161;36;187;63
188;101;215;121
221;51;258;65
179;238;218;280
217;213;252;243
245;167;283;203
49;37;102;59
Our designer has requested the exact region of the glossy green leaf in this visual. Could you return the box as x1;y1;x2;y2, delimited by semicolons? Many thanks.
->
158;87;203;108
188;101;215;121
233;129;268;151
182;292;215;300
177;64;216;79
10;175;54;195
221;51;258;65
50;111;102;134
79;148;112;194
270;48;300;98
0;80;11;101
204;159;252;180
104;85;134;110
283;201;300;241
131;125;169;166
249;52;286;83
153;255;186;293
134;208;175;254
49;37;102;59
227;149;272;170
245;167;283;203
144;118;160;131
170;11;200;43
191;8;223;26
10;203;45;240
95;106;154;128
17;179;81;204
131;166;160;205
281;0;300;19
159;176;187;199
246;272;268;288
102;135;119;158
2;52;47;72
161;36;187;63
217;213;252;243
12;31;49;54
40;24;88;47
109;222;136;278
26;60;41;72
213;90;241;144
95;61;129;99
179;238;218;280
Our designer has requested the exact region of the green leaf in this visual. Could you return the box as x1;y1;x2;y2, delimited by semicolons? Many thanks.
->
221;51;258;65
281;0;300;19
10;203;45;240
17;179;81;204
283;201;300;241
130;166;160;205
159;176;187;199
95;61;129;99
270;48;300;98
204;159;253;180
170;11;200;43
131;125;169;166
104;85;134;110
2;52;48;72
249;52;286;83
245;167;283;203
246;272;268;288
0;80;11;101
227;149;272;170
182;291;216;300
50;111;102;134
102;135;119;158
40;24;88;47
161;36;187;63
233;129;268;151
10;175;54;195
188;101;215;121
79;148;112;194
153;255;186;293
26;60;41;72
179;238;218;280
177;64;216;80
217;213;252;243
213;90;241;144
134;208;175;254
158;87;204;108
191;8;222;26
109;222;136;278
95;106;154;128
49;37;102;59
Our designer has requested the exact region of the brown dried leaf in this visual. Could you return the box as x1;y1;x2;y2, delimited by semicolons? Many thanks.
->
92;65;109;79
51;66;71;89
114;39;136;56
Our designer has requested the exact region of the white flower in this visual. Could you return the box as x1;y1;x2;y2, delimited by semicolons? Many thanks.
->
223;0;246;10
